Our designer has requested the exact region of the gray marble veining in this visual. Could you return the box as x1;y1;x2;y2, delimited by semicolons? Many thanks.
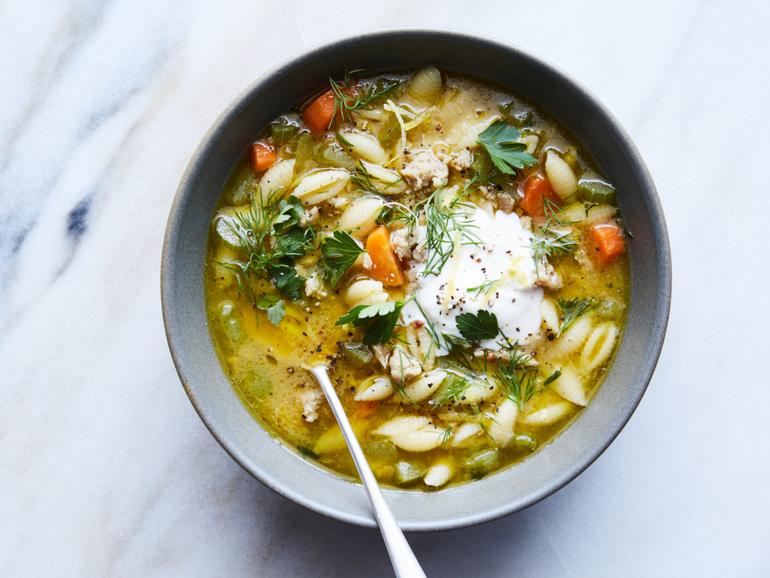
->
2;1;769;576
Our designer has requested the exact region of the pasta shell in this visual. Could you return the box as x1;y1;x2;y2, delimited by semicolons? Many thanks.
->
549;365;587;406
451;422;483;448
291;169;350;205
550;315;594;358
545;150;577;199
424;461;454;487
345;278;388;306
486;398;518;446
337;196;385;239
374;416;430;437
259;159;295;201
355;376;394;401
359;160;406;194
408;66;443;103
522;401;575;426
540;298;560;335
402;369;448;402
338;130;388;164
580;321;619;371
390;427;443;452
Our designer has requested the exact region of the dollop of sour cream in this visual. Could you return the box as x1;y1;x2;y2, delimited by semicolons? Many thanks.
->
402;207;543;354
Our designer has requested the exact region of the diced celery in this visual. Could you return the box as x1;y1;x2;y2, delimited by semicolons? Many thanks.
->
512;434;538;452
270;115;300;146
500;102;532;127
393;461;422;485
378;115;400;149
577;178;616;205
465;448;499;478
363;440;398;465
340;342;373;367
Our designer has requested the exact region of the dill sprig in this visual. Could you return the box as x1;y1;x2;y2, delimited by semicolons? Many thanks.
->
558;297;599;332
420;189;481;277
532;200;577;264
431;373;473;408
496;344;538;409
221;191;313;301
467;278;500;299
351;161;405;196
438;425;454;446
377;201;418;230
329;72;401;124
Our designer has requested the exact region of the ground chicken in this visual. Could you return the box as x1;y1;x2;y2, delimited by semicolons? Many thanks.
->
299;387;323;422
535;258;563;290
372;344;391;369
401;148;449;190
304;271;327;299
301;206;320;226
448;149;473;171
389;227;414;262
497;193;515;213
388;345;422;383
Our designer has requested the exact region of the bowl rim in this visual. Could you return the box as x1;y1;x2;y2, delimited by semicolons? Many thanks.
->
161;29;671;531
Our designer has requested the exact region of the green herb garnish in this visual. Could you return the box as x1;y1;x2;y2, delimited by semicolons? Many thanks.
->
476;121;538;175
558;297;599;332
255;294;286;326
420;189;480;277
321;231;365;287
336;301;405;345
496;345;538;409
543;368;562;386
467;279;499;299
329;72;401;124
351;161;404;195
431;373;473;408
456;309;499;341
222;192;313;303
532;198;577;265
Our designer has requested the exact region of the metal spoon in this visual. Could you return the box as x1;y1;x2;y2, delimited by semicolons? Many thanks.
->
307;364;427;578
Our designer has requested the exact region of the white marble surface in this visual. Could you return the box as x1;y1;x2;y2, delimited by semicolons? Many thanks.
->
2;1;769;576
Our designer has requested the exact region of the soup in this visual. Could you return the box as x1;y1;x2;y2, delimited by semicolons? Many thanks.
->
204;67;629;490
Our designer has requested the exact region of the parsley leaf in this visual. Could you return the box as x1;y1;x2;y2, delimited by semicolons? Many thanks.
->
336;301;405;345
269;263;304;301
321;231;365;287
477;121;538;175
558;297;599;332
456;309;499;341
255;294;285;326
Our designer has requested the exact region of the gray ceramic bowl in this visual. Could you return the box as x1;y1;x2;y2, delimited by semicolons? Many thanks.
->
161;30;671;531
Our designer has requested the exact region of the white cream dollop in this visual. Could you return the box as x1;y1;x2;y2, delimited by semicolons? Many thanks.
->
402;207;543;354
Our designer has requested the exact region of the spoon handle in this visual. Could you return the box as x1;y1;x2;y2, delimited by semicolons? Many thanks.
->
308;365;426;578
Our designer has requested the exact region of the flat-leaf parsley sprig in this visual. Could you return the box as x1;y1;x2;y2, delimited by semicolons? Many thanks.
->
476;121;538;175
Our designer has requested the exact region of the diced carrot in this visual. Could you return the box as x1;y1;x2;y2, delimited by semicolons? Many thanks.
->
365;225;404;287
303;89;337;133
250;141;276;173
519;174;560;218
356;400;379;418
588;222;626;265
